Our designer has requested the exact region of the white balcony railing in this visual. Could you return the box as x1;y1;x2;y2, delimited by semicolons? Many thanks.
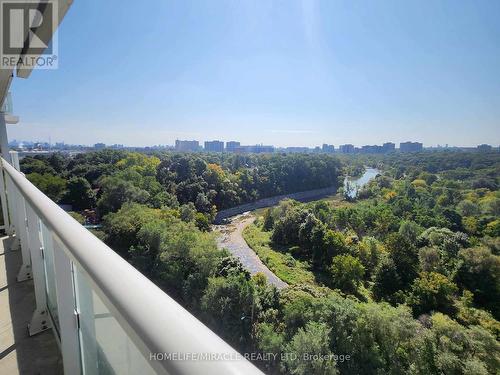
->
1;153;263;375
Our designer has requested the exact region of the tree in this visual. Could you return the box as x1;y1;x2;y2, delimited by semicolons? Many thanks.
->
356;236;383;279
27;173;67;202
457;200;480;217
282;321;338;375
149;191;179;209
201;274;255;349
104;203;224;305
418;247;442;273
407;272;458;316
63;177;96;210
354;303;420;375
47;152;67;173
271;206;309;245
255;322;285;373
399;220;423;243
320;230;348;260
263;208;275;231
179;203;196;222
102;203;166;255
419;171;438;186
373;257;403;302
483;197;500;216
97;176;149;216
455;247;500;319
385;232;419;289
411;313;500;375
216;256;250;279
330;254;365;294
343;181;356;201
454;290;500;338
21;157;56;175
115;152;160;176
153;218;223;308
194;212;210;231
485;220;500;237
441;208;464;232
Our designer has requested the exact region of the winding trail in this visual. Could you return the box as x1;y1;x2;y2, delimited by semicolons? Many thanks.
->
214;213;288;289
213;167;381;290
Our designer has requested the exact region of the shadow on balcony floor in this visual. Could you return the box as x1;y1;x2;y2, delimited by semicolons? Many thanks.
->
0;236;63;375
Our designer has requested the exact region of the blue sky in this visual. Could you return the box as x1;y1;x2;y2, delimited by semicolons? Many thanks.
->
8;0;500;147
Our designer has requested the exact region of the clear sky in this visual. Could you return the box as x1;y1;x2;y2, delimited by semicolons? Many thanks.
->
8;0;500;147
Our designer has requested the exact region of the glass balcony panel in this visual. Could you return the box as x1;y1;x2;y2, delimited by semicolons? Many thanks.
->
74;267;156;375
40;222;60;335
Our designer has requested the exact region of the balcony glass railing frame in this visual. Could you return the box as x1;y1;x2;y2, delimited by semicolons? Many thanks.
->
0;153;263;375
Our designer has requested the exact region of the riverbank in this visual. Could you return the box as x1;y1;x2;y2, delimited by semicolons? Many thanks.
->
242;223;316;286
214;167;382;288
344;167;380;199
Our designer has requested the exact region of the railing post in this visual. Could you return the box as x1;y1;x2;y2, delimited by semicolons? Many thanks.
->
52;236;82;375
5;149;20;240
10;149;20;170
0;112;12;236
14;188;31;281
26;203;51;335
5;174;19;244
10;151;32;281
0;155;11;234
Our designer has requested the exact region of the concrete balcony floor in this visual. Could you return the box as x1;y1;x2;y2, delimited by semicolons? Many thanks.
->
0;236;62;375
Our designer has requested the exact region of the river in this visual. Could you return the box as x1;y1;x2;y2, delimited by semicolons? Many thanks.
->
215;166;381;288
344;167;380;198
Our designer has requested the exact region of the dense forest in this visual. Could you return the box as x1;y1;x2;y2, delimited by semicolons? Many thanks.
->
244;151;500;374
20;151;340;226
21;150;500;374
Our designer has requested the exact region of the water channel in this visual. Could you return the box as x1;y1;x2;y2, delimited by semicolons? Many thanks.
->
344;167;381;198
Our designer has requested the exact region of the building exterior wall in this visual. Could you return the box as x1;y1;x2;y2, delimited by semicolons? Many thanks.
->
204;140;224;152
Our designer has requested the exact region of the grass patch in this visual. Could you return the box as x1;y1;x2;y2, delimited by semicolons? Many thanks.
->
320;193;355;207
243;222;316;286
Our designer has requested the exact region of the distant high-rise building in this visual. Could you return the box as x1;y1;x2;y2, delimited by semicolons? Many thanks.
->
175;140;199;152
339;144;355;153
234;145;274;153
361;145;383;153
382;142;395;153
322;144;335;153
94;143;106;150
286;147;310;153
226;141;240;152
477;144;492;152
204;140;224;152
399;141;423;152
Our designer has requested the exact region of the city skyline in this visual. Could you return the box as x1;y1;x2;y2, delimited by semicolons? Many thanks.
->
6;133;500;150
9;137;498;153
6;0;500;148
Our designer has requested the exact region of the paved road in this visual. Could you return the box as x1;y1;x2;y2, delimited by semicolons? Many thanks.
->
215;213;287;289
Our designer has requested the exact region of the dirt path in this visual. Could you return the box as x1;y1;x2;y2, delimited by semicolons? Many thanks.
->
214;213;287;289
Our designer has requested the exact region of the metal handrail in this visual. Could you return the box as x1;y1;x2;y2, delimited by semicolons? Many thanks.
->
1;157;263;375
